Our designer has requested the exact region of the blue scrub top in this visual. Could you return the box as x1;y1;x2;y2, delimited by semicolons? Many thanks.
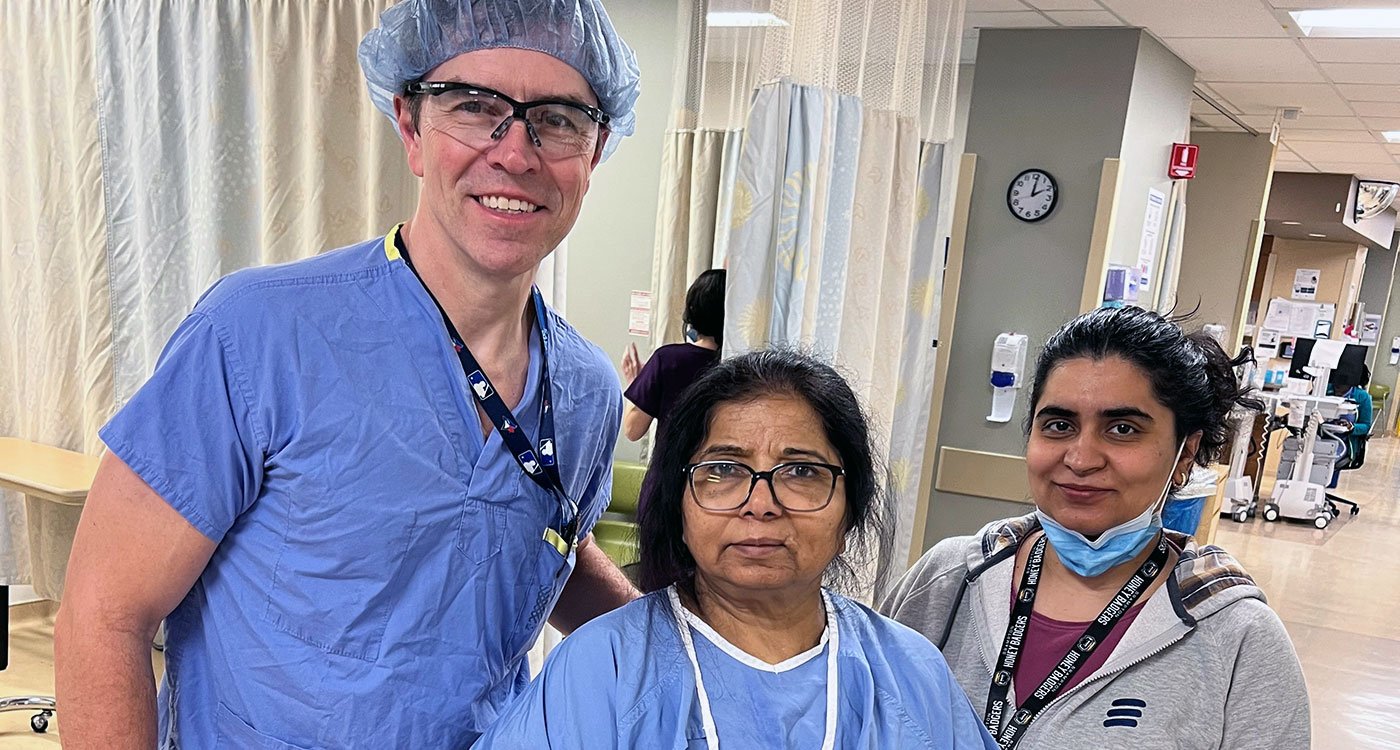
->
474;590;999;749
99;232;622;748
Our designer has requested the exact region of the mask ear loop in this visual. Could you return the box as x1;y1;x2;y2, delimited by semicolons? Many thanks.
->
1153;440;1188;515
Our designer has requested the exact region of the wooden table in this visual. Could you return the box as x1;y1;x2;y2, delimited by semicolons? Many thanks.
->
0;437;98;734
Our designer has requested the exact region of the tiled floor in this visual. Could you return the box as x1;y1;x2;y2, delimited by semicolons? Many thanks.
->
4;440;1399;747
1216;435;1400;750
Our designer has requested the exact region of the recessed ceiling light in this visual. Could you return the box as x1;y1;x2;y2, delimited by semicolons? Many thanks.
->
1385;131;1400;143
1308;232;1328;238
707;11;788;27
1291;9;1400;37
1282;221;1302;225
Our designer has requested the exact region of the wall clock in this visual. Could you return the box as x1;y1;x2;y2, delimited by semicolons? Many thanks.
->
1007;168;1058;223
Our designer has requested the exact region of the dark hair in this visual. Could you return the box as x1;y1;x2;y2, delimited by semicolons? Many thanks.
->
636;348;892;596
1026;306;1264;467
406;91;425;131
683;269;727;346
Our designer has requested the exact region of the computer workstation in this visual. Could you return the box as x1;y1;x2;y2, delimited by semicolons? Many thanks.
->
1262;338;1368;528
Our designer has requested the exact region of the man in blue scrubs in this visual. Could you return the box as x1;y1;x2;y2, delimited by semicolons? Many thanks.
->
54;1;640;746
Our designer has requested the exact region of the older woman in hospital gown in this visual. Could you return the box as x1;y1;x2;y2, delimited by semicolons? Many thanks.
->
475;350;995;749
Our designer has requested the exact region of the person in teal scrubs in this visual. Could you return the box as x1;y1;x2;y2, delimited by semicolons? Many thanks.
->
54;1;641;746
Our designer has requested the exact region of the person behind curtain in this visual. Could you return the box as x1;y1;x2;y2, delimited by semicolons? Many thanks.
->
55;1;642;747
621;268;726;441
475;349;997;749
881;306;1309;750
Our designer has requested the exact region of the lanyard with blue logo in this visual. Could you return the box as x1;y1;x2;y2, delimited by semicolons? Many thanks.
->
396;234;578;555
984;533;1168;748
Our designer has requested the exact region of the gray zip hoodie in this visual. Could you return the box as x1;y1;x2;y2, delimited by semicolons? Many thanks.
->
879;514;1309;749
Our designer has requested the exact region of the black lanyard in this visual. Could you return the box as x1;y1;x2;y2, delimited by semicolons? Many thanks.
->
984;533;1169;748
396;233;578;552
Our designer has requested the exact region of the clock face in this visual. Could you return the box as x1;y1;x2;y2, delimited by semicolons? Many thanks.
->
1007;169;1057;223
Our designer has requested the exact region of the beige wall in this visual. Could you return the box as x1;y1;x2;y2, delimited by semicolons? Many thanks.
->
1108;34;1195;271
1266;238;1366;315
1258;238;1367;374
1175;132;1277;347
565;0;681;463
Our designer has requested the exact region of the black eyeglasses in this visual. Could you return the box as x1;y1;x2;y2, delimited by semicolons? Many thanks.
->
682;460;845;512
404;81;610;160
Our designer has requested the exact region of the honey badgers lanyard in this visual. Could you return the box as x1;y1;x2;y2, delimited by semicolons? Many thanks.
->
984;534;1169;749
397;234;578;554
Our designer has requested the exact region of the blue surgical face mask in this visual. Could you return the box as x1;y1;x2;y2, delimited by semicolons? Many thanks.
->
1035;440;1185;578
684;325;699;343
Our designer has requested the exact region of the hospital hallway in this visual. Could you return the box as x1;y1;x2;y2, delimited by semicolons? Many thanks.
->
1215;435;1400;750
3;446;1400;747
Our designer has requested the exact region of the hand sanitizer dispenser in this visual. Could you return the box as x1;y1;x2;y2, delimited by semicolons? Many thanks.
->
988;333;1029;423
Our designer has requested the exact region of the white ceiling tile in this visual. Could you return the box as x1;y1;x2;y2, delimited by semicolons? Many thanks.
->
1268;0;1400;8
1302;38;1400;64
1207;82;1353;116
1363;118;1400;131
967;0;1032;10
1288;115;1368;130
1191;98;1221;115
1335;84;1400;102
1286;140;1391;162
1274;162;1316;172
1171;38;1323;82
1026;0;1104;9
963;11;1055;31
1280;129;1378;142
1100;0;1289;38
1385;144;1400;155
1353;101;1400;118
1321;63;1400;85
1046;10;1122;25
1192;113;1236;128
1313;163;1400;180
1239;114;1280;128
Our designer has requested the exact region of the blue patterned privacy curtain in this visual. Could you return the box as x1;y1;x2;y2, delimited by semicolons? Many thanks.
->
654;0;965;578
725;79;948;579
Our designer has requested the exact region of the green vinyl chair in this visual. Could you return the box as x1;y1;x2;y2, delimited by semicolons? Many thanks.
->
593;461;645;568
1368;383;1390;436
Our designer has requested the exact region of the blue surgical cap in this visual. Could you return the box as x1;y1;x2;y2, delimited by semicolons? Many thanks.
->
359;0;641;159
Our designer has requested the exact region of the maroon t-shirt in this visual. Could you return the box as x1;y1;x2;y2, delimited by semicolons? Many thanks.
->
1010;594;1146;705
623;343;720;436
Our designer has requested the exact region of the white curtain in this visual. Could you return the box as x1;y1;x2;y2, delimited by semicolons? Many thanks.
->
96;0;418;407
650;129;743;348
647;0;761;350
0;1;111;597
718;0;965;581
1;0;442;597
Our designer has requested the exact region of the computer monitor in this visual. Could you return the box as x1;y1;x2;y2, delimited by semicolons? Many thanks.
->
1288;337;1369;390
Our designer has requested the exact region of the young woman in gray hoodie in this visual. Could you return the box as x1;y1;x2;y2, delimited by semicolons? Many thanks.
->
881;306;1309;749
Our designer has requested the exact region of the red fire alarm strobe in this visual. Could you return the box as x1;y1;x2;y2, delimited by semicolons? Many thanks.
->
1169;142;1198;179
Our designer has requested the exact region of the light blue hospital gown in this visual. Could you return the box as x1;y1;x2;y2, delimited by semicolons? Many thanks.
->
474;590;999;749
98;231;622;748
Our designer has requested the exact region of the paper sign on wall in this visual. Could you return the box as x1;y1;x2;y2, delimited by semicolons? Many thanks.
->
1362;313;1383;346
1137;188;1167;292
1265;298;1335;338
1292;268;1320;301
628;290;652;337
1256;328;1281;359
1263;298;1292;332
